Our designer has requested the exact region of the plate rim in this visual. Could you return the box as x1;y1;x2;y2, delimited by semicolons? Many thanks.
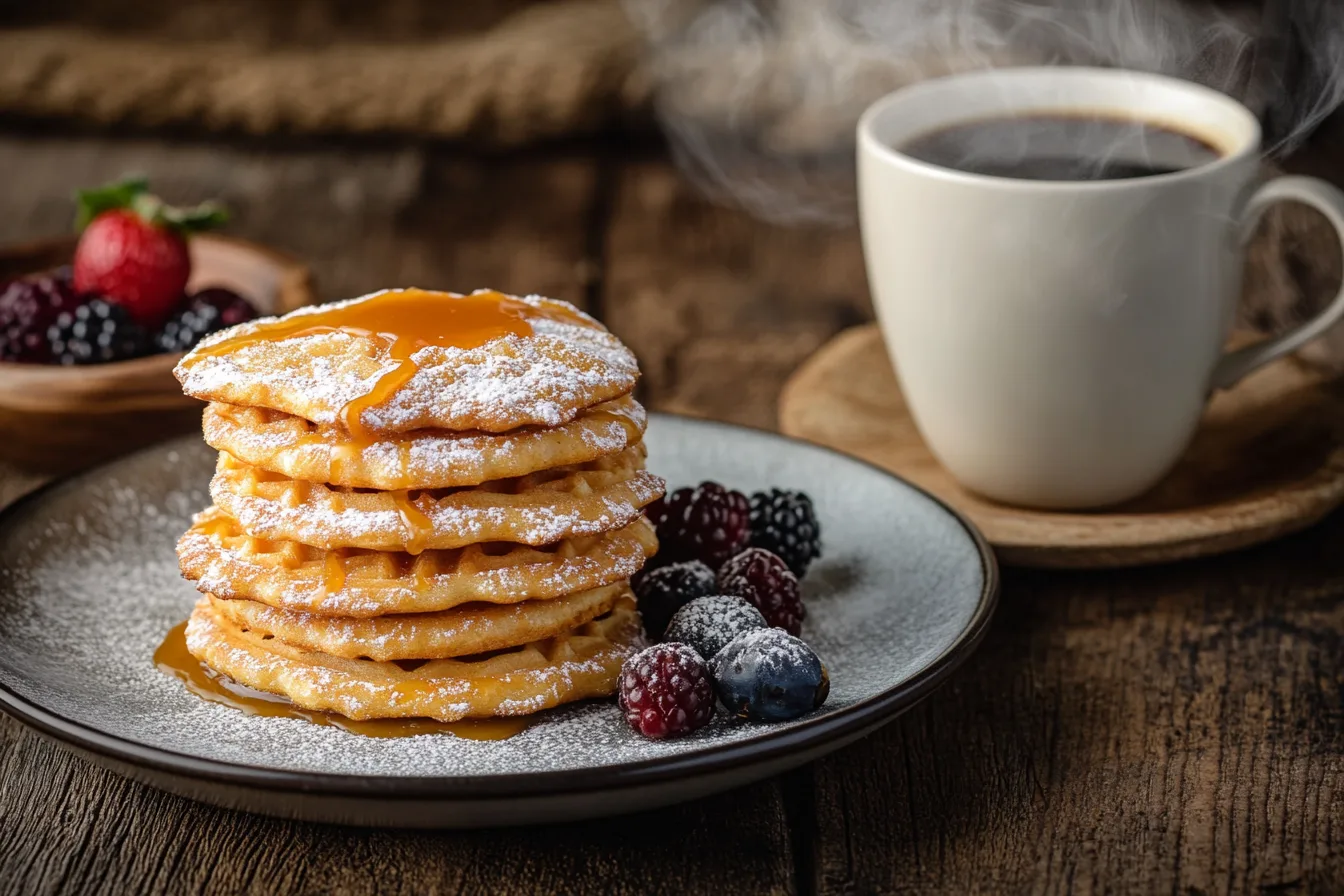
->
0;414;999;802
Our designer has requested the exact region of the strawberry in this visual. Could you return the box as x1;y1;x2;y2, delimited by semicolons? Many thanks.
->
72;176;227;328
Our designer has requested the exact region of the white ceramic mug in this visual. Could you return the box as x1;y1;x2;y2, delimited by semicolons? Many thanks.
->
858;67;1344;509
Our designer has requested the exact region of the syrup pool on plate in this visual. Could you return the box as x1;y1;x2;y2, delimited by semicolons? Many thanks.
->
154;622;530;740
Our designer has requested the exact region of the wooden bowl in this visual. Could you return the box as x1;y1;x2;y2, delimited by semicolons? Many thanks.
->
0;234;316;474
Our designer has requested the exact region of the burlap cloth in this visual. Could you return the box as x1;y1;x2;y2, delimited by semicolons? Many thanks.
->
0;0;651;144
2;0;1340;367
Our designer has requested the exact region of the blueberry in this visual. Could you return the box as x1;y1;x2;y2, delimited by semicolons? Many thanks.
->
711;628;829;722
664;594;767;660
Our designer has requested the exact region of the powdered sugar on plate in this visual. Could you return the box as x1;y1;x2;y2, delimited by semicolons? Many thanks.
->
0;421;989;780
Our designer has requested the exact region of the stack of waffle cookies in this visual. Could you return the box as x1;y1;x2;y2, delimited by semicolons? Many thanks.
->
172;288;664;723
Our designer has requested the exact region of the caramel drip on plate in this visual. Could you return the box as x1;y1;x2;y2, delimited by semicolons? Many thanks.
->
154;622;529;740
194;288;589;440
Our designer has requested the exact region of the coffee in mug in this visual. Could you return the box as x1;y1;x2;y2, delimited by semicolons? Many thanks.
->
857;68;1344;509
897;114;1220;181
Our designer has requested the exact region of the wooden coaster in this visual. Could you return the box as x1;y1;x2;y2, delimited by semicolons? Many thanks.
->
779;324;1344;568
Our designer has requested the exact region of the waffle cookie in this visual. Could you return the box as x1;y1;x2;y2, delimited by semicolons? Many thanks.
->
170;288;664;728
178;508;657;616
209;446;664;552
202;395;647;490
175;289;639;433
206;583;629;661
186;595;644;722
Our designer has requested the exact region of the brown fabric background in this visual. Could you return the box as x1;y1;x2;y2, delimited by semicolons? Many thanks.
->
0;0;650;144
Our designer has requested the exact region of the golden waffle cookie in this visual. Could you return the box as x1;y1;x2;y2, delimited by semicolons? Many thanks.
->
209;446;665;552
202;396;647;490
175;289;639;434
185;594;645;721
178;507;658;617
207;583;627;661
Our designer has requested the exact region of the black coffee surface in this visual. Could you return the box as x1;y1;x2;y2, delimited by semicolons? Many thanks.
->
899;115;1221;182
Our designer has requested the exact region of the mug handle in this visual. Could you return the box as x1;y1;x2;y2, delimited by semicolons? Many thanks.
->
1212;176;1344;389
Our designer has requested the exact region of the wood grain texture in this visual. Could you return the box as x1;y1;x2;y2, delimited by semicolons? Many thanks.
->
602;158;871;430
0;132;796;896
779;324;1344;568
0;717;795;895
806;510;1344;895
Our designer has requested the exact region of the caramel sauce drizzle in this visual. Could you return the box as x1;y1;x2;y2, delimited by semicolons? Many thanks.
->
197;289;592;554
194;288;589;440
392;491;434;555
321;550;347;602
155;622;529;740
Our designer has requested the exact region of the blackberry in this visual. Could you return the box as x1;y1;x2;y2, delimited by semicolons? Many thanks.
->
664;594;767;661
156;287;257;353
632;560;717;638
47;299;151;365
647;481;751;569
0;271;82;363
717;547;805;635
749;489;822;576
190;286;258;328
618;643;716;739
711;628;830;722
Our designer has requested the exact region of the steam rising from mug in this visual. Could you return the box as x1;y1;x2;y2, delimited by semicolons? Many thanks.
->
625;0;1344;223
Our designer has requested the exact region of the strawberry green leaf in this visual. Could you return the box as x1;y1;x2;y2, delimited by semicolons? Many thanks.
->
74;175;228;235
129;192;228;235
74;175;150;231
164;200;229;233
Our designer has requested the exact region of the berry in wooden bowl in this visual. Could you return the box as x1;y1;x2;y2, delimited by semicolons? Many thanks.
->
0;179;315;473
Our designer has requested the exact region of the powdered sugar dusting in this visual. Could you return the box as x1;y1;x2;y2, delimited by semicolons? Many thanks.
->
0;422;988;780
175;290;639;433
664;595;767;660
177;518;655;616
188;597;639;720
711;627;819;678
205;398;646;489
210;468;664;550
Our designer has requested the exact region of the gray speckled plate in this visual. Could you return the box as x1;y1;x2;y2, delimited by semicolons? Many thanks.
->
0;414;996;827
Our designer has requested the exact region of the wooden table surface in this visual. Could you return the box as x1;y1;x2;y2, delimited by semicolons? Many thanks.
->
1;127;1342;896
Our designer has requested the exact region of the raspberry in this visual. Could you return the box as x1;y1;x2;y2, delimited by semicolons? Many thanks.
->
647;481;750;568
749;489;822;576
632;560;717;638
711;628;830;722
664;594;767;660
156;287;257;353
618;643;716;739
47;298;151;365
717;547;805;635
0;271;83;363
